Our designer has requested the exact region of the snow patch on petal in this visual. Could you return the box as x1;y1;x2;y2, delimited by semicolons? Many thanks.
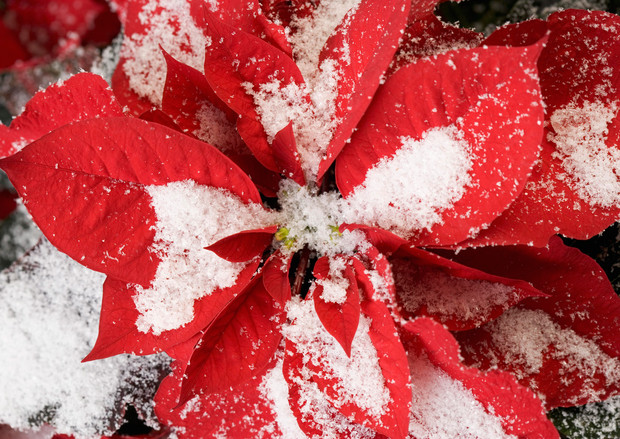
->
317;258;350;304
486;308;620;402
289;0;362;79
134;181;273;334
549;100;620;207
285;296;391;419
392;259;518;328
408;353;517;439
192;101;245;155
122;0;210;105
345;126;474;237
259;360;308;439
244;77;338;181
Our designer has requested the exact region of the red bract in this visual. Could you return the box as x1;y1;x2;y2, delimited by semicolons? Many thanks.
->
1;1;620;438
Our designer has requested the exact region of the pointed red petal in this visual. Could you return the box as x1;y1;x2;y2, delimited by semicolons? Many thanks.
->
272;122;306;186
206;226;277;262
202;13;308;173
84;260;259;359
340;224;407;254
471;11;620;245
0;73;123;157
161;50;247;154
0;117;261;285
155;359;282;439
337;43;545;246
180;277;284;399
313;260;361;356
316;0;411;179
390;246;544;331
111;0;259;114
445;237;620;407
263;250;293;304
402;317;559;438
283;341;380;439
284;295;411;439
390;13;482;74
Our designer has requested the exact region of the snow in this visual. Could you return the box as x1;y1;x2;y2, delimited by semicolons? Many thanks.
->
276;180;368;256
192;100;245;154
259;360;308;439
391;258;518;327
289;0;361;81
0;239;166;438
344;126;474;237
244;76;336;181
408;352;516;439
133;180;274;335
244;0;364;182
121;0;210;105
549;100;620;208
317;257;350;304
485;308;620;403
284;296;391;420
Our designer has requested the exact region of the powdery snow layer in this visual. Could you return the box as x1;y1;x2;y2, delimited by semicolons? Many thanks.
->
408;354;517;439
267;359;378;439
134;180;274;335
0;239;167;438
244;76;337;181
276;180;368;255
391;258;518;327
121;0;210;105
344;126;474;237
284;296;391;420
259;360;309;439
289;0;362;80
486;308;620;402
549;100;620;207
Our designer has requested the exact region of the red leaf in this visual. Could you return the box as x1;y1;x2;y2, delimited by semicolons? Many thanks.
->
283;341;381;439
340;224;407;254
402;318;559;438
316;0;411;180
272;122;306;186
228;153;282;197
155;359;282;439
284;295;411;439
161;50;246;153
201;12;309;173
139;108;183;132
468;11;620;245
390;13;482;75
255;14;293;56
445;237;620;407
313;257;361;356
262;250;293;304
0;73;123;158
180;277;284;399
206;226;277;262
390;245;544;331
337;43;545;246
84;261;260;360
1;117;262;285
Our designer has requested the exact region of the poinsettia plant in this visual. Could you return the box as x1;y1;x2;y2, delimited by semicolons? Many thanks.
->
1;0;620;438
